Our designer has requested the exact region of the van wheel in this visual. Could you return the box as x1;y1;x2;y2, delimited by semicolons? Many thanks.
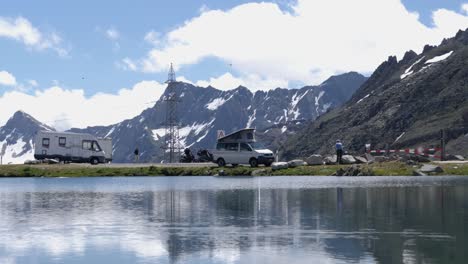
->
217;158;226;167
90;157;99;165
249;158;258;168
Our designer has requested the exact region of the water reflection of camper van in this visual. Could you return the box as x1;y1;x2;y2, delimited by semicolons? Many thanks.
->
211;128;274;167
34;131;112;164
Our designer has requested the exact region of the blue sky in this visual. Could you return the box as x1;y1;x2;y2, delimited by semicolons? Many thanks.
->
0;0;467;128
0;0;268;95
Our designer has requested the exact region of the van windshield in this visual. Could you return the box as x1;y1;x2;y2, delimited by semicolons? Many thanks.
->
249;142;265;150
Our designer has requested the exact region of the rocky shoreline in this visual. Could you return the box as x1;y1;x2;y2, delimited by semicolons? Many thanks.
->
0;161;467;177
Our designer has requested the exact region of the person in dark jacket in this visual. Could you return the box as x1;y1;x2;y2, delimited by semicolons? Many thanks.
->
134;148;139;163
335;140;343;164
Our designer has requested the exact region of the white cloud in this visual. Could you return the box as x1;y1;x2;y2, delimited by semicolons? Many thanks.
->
199;4;210;14
194;72;287;91
105;27;120;40
462;3;468;14
0;80;167;130
0;71;17;86
0;16;68;56
129;0;468;86
28;80;38;87
144;30;160;45
116;57;137;71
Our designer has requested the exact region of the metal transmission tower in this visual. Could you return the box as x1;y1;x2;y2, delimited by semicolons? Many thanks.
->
162;63;182;163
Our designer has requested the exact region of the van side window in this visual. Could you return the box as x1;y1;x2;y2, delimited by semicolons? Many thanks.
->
59;137;66;147
82;140;92;150
216;143;226;150
42;138;50;147
226;143;238;151
240;143;252;151
92;141;102;152
247;133;254;140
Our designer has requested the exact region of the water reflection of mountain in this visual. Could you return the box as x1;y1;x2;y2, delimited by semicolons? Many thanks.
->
0;178;467;264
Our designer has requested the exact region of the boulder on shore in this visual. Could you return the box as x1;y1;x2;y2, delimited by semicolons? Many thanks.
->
272;162;289;171
305;154;323;166
341;155;356;164
354;156;368;164
288;159;307;168
324;155;337;165
420;164;444;174
365;153;375;164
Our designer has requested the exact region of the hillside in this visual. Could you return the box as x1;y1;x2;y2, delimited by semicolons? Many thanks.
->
283;29;468;159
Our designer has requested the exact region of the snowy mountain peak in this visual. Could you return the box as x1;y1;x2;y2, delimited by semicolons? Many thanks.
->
0;111;54;164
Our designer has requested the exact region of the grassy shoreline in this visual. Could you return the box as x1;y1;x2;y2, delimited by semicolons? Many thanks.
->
0;162;467;177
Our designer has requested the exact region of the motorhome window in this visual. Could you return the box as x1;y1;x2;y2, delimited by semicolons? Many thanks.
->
59;137;66;147
247;133;254;140
240;143;252;151
226;143;238;151
82;140;92;150
92;141;102;152
216;143;226;150
42;138;50;147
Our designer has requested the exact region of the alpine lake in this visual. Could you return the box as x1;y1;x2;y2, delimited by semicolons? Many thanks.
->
0;175;467;264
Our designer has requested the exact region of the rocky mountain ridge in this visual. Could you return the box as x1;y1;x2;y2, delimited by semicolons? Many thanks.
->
283;28;468;159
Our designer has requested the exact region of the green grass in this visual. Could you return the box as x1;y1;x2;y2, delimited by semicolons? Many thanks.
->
0;162;467;177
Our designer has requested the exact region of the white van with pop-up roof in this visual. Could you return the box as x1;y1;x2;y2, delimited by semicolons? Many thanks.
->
211;128;274;167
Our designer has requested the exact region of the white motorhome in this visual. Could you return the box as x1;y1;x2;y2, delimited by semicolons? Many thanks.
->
34;131;112;164
211;128;274;167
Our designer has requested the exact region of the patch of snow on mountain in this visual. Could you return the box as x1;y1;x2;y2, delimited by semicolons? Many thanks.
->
281;126;287;133
206;98;227;111
0;138;33;164
152;128;166;140
394;132;405;143
357;94;370;104
246;109;257;128
425;51;453;64
139;117;145;123
401;56;425;79
315;91;325;106
105;126;115;138
322;103;332;112
315;91;325;115
179;120;216;148
288;90;309;120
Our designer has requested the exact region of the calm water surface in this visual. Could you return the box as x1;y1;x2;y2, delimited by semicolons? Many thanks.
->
0;176;467;264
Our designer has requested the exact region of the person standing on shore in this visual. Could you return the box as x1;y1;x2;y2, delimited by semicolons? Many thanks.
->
134;147;140;163
335;140;343;164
